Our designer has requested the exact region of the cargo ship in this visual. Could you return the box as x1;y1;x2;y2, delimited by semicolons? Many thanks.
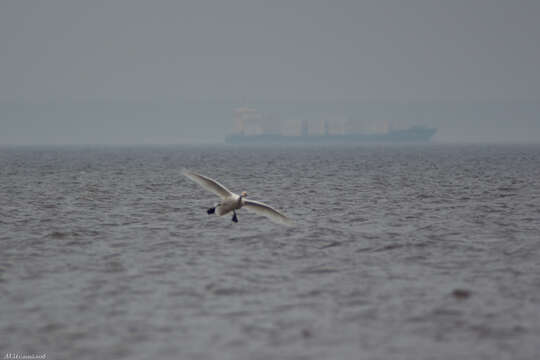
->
225;107;437;145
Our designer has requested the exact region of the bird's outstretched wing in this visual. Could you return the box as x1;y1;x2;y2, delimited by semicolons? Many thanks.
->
242;198;293;226
182;169;234;199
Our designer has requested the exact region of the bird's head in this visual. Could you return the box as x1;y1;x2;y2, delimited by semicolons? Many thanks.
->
241;191;248;198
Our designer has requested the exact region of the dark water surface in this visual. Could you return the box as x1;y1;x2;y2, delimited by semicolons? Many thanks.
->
1;144;540;360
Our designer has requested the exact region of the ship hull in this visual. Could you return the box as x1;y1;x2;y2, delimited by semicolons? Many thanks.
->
225;127;437;145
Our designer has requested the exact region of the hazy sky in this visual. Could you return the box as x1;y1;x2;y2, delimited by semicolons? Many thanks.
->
1;0;539;143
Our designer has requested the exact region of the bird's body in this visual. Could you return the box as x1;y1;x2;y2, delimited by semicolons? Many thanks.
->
182;169;292;226
215;194;243;216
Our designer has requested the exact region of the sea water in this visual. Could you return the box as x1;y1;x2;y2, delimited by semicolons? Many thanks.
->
1;144;539;359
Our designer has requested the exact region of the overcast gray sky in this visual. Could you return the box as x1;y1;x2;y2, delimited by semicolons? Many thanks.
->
1;0;539;143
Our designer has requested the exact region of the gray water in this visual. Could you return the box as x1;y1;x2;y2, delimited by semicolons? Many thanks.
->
1;144;540;360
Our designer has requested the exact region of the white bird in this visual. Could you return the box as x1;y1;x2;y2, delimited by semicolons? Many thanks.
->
182;169;293;226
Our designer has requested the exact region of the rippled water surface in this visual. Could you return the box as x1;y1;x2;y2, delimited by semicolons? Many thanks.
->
1;144;540;359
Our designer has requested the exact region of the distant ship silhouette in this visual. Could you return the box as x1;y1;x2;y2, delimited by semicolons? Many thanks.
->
226;107;437;144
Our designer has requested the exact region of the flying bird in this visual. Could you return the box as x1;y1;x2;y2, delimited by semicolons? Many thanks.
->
182;169;293;226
